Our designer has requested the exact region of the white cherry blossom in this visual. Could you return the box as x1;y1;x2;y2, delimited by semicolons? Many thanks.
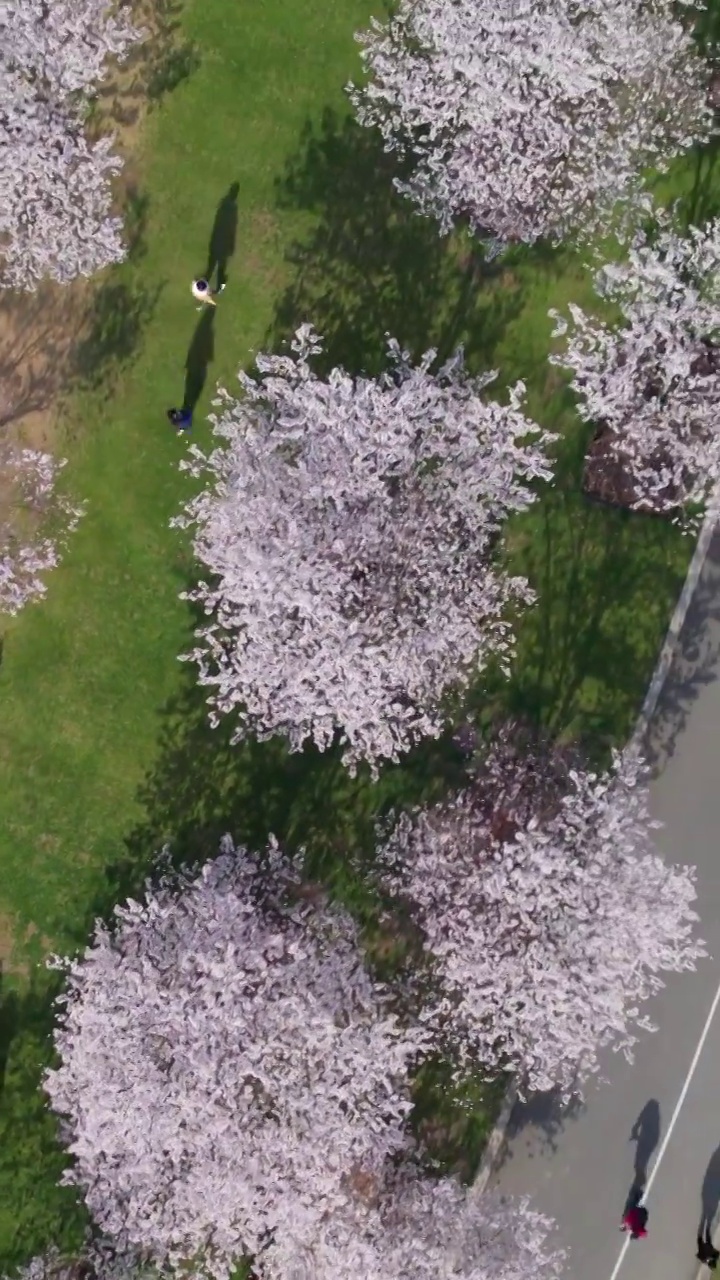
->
349;0;711;247
174;325;555;775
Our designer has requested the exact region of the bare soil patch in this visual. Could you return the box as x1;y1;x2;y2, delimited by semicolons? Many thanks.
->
0;0;195;452
0;282;90;446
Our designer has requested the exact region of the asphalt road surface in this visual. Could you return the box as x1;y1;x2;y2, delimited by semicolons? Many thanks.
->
490;529;720;1280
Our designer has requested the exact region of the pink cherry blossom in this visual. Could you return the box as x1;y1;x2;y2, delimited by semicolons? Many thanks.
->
173;325;556;775
550;216;720;515
349;0;711;247
379;732;704;1096
0;0;143;288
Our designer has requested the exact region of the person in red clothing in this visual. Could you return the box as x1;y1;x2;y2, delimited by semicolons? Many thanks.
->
621;1188;649;1239
621;1204;649;1238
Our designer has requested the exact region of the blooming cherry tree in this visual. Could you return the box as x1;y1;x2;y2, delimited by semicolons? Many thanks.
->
2;1241;158;1280
44;839;430;1279
3;1196;563;1280
42;837;566;1280
349;0;711;247
174;325;555;774
551;218;720;514
0;443;83;616
375;1174;563;1280
0;0;143;289
378;729;704;1096
262;1168;564;1280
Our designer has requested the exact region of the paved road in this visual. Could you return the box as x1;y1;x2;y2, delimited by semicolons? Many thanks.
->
491;528;720;1280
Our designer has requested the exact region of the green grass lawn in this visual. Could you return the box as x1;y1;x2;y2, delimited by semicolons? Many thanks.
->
0;0;715;1267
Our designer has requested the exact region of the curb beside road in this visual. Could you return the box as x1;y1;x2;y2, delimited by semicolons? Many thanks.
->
472;1081;518;1198
630;491;720;754
472;489;720;1201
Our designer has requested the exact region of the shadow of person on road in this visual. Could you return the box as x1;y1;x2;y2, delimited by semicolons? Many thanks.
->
698;1143;720;1264
631;1098;660;1185
182;307;215;415
623;1098;660;1211
204;181;240;292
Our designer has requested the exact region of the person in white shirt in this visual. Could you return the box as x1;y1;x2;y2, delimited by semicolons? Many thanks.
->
191;277;225;310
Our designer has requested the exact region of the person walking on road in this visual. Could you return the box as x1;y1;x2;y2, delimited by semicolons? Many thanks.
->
621;1187;649;1240
699;1144;720;1269
191;277;225;310
621;1204;648;1239
697;1229;720;1269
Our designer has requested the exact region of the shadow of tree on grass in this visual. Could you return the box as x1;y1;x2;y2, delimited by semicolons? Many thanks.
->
264;107;680;762
81;667;487;1180
71;652;495;1181
66;183;160;406
0;285;83;431
268;109;529;379
90;0;201;131
71;273;163;396
473;420;691;763
682;135;720;228
0;967;88;1269
412;1055;510;1184
0;182;159;438
86;662;467;945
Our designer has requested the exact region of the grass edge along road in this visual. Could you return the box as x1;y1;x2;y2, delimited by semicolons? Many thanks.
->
0;0;711;1266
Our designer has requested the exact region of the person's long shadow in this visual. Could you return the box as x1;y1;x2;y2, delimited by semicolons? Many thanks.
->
699;1143;720;1247
182;307;215;414
623;1098;661;1210
204;181;239;292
